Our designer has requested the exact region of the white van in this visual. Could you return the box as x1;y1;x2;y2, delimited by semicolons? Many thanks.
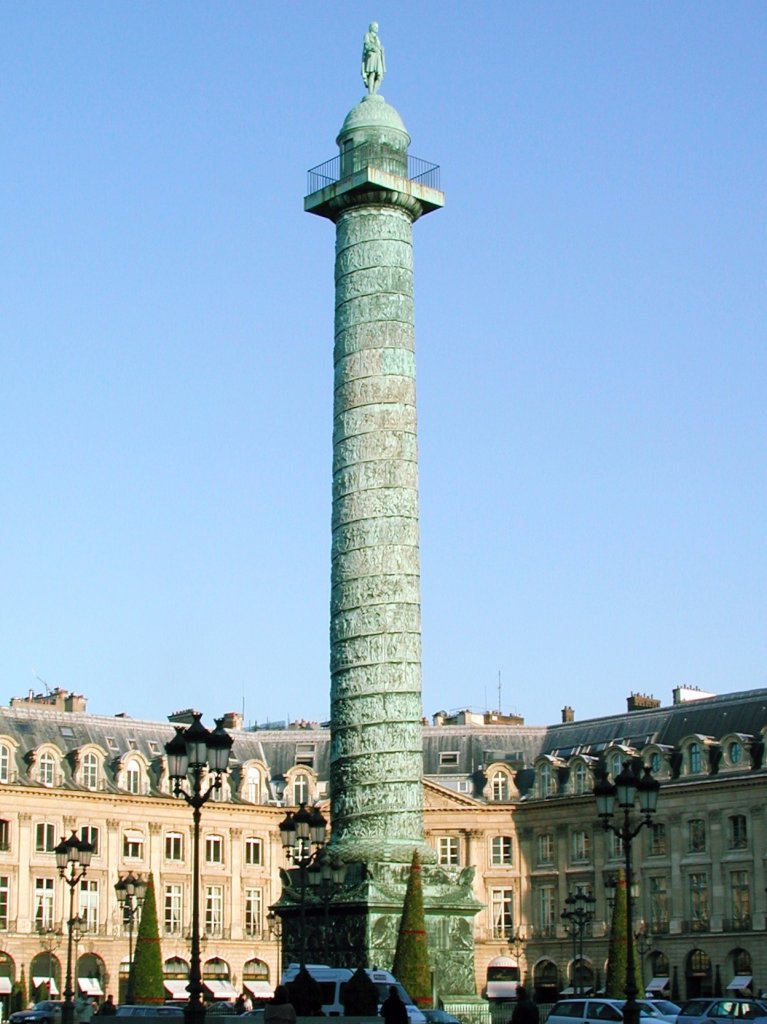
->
280;965;426;1024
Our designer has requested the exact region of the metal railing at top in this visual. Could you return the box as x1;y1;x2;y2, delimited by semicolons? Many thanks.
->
307;142;440;194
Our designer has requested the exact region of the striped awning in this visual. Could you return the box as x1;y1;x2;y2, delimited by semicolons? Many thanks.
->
78;978;104;996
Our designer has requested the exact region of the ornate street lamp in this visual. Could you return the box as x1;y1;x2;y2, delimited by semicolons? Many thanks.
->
266;910;283;984
278;802;329;970
115;872;147;1004
37;925;62;999
635;923;651;991
165;714;233;1024
55;832;94;1024
308;848;347;957
561;888;596;995
595;762;660;1024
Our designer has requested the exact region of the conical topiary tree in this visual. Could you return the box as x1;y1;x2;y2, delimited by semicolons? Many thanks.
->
131;873;165;1004
605;870;641;998
392;850;431;1009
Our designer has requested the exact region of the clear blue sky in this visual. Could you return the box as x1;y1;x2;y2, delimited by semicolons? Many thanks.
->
2;2;765;728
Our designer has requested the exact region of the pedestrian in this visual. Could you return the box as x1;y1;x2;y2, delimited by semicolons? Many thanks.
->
74;995;95;1024
98;995;117;1016
510;986;538;1024
234;994;247;1015
264;986;296;1024
380;986;408;1024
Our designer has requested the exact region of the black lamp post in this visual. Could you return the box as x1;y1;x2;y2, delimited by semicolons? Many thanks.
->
37;925;62;999
506;927;525;986
164;714;233;1024
595;763;660;1024
54;832;94;1024
266;910;283;985
635;924;651;992
308;849;347;957
278;802;328;970
561;888;596;995
115;872;147;1004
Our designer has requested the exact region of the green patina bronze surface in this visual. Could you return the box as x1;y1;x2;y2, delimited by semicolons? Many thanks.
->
280;33;478;997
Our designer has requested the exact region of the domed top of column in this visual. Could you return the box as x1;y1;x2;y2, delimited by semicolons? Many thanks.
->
336;94;411;152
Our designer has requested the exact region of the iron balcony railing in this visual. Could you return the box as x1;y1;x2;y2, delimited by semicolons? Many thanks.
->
307;142;440;194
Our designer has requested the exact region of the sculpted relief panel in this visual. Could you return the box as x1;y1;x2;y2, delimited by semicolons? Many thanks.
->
335;320;415;357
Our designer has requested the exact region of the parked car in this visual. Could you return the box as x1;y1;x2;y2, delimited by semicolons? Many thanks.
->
546;998;657;1024
635;1000;680;1023
9;999;62;1024
115;1009;184;1018
422;1012;463;1024
676;999;767;1024
9;1003;64;1024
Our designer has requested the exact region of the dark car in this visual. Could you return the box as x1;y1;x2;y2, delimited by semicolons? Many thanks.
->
9;1003;64;1024
677;999;767;1024
422;1012;462;1024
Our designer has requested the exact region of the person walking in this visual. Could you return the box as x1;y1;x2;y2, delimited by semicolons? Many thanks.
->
380;986;408;1024
510;986;539;1024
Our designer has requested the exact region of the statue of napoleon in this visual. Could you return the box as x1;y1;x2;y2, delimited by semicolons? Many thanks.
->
361;22;386;94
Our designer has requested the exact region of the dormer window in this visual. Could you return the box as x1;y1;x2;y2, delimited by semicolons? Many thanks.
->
39;751;56;787
82;752;98;790
0;744;9;784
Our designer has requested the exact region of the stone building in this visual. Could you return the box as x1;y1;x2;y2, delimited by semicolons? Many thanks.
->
0;685;765;1011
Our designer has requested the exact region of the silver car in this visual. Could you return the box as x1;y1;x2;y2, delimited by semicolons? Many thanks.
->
676;999;767;1024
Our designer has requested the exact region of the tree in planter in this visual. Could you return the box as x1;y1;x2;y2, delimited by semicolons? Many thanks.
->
604;870;641;999
131;874;164;1004
342;968;378;1016
392;851;431;1009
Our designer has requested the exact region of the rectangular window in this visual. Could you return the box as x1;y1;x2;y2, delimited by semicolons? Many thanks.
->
164;884;183;935
439;752;460;768
571;829;590;864
0;746;9;784
34;877;55;929
730;870;750;928
490;836;513;866
649;876;669;933
536;833;554;865
80;826;99;857
649;823;667;856
690;873;709;931
0;875;9;929
295;744;316;767
0;820;10;852
35;823;56;854
78;879;99;931
688;819;706;853
205;835;223;864
123;831;144;859
437;836;459;866
609;831;625;859
244;838;262;867
165;833;184;861
536;885;556;935
205;885;223;935
490;887;513;939
244;888;262;938
729;815;748;850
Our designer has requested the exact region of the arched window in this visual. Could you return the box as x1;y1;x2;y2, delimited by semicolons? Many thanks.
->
610;753;624;780
244;766;261;804
573;763;588;795
491;771;509;802
82;752;98;790
293;773;309;806
688;743;702;774
650;751;662;775
537;763;552;799
728;741;742;766
125;760;141;794
39;751;56;787
0;744;9;783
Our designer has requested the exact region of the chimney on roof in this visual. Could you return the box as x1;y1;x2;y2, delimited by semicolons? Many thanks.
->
562;706;574;723
627;692;661;711
219;711;243;731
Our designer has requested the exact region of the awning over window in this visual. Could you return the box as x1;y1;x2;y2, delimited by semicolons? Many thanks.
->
243;981;273;1000
32;978;58;995
727;976;752;992
78;978;104;997
487;956;519;969
164;980;189;999
204;980;237;1000
0;979;13;995
645;977;670;994
486;982;519;999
